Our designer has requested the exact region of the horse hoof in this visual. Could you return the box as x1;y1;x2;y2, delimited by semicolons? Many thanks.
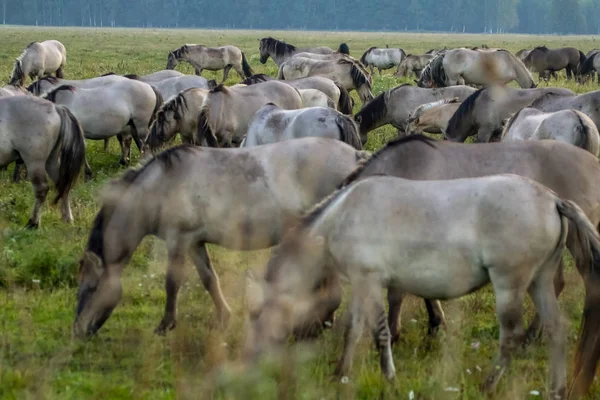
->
25;220;39;229
154;320;176;336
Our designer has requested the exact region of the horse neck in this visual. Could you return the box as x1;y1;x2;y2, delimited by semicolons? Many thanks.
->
511;56;534;88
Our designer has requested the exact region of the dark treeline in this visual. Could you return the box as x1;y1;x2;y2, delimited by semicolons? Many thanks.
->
4;0;600;34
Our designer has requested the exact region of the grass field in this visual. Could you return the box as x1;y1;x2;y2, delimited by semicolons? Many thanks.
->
1;26;600;399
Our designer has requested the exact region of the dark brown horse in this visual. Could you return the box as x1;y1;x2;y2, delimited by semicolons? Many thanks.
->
523;46;586;81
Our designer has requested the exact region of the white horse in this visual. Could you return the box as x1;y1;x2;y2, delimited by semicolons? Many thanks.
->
44;80;162;169
298;88;334;109
10;40;67;86
242;104;362;149
360;46;406;75
0;96;85;228
244;173;600;398
501;108;600;156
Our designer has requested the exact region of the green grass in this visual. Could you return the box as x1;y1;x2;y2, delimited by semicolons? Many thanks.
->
0;26;598;399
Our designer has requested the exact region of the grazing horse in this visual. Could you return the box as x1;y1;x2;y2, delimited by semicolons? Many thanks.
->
244;173;588;398
394;54;434;78
0;96;85;228
578;51;600;85
445;86;575;143
242;74;353;115
500;108;599;156
418;49;535;89
26;75;128;97
529;91;600;133
354;84;476;137
242;104;362;148
360;47;406;75
197;81;303;147
258;37;349;66
278;58;373;105
523;46;586;81
166;44;253;82
147;88;209;150
405;98;461;136
73;138;368;338
9;40;67;86
134;75;216;100
315;135;600;399
44;81;162;170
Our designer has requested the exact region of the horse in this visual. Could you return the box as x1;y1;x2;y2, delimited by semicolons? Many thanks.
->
241;74;353;115
310;135;600;399
43;81;162;170
291;52;358;63
297;88;335;109
258;37;349;66
9;40;67;86
166;44;253;83
405;98;461;137
26;75;128;97
147;88;209;150
578;51;600;85
278;58;373;106
197;81;303;147
73;137;368;339
529;91;600;133
500;108;599;156
135;75;217;100
0;96;85;228
394;54;434;78
354;84;476;138
0;84;29;97
417;49;535;89
523;46;586;81
243;173;593;398
241;104;362;148
445;86;576;143
360;47;406;75
123;70;184;83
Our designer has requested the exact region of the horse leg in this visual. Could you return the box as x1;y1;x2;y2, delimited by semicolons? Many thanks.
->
367;287;395;381
221;65;232;84
25;162;49;229
566;67;573;80
528;261;566;399
387;286;406;345
377;67;382;75
232;64;245;80
12;157;25;183
189;242;231;328
117;134;132;165
476;127;495;143
425;299;446;336
103;138;110;152
525;258;565;344
55;66;64;79
481;274;526;395
194;67;202;76
335;289;366;379
155;241;187;335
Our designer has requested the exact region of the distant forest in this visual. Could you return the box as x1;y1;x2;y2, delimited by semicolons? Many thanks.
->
3;0;600;35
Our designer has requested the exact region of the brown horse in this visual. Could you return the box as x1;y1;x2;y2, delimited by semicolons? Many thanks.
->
523;46;586;81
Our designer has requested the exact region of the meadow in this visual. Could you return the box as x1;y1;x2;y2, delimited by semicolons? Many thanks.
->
1;26;600;399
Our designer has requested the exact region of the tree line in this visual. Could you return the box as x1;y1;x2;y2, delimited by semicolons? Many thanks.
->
4;0;600;35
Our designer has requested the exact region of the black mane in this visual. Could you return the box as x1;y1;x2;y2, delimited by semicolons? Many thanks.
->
445;88;484;137
44;85;76;102
261;37;297;57
26;76;60;93
341;59;371;90
241;73;273;85
355;84;411;134
579;52;599;76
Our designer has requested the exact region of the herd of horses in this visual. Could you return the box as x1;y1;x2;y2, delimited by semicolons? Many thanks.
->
4;36;600;399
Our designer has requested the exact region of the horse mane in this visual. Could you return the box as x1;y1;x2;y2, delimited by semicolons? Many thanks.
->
533;45;549;53
337;134;437;190
339;59;372;89
124;74;140;80
100;72;116;76
43;85;76;102
499;108;525;141
445;87;484;137
428;53;448;87
261;37;296;58
159;89;189;117
26;76;60;92
338;43;350;55
210;84;229;94
241;73;272;85
355;84;410;133
360;47;377;65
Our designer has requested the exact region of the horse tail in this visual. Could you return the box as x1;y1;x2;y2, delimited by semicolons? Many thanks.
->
277;64;286;80
570;110;599;155
241;52;254;78
335;114;363;150
9;59;24;86
338;43;350;55
553;199;600;399
196;107;219;147
149;85;164;127
53;105;86;204
326;96;336;110
336;84;353;115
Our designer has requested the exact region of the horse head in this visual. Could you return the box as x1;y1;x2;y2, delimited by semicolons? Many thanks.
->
258;38;271;64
